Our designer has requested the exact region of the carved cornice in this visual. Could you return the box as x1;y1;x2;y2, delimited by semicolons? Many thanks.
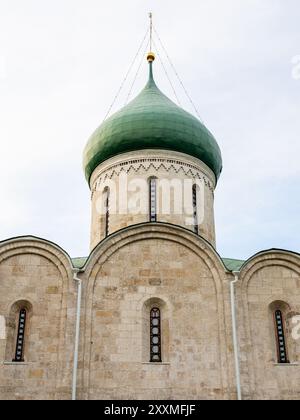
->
91;157;215;198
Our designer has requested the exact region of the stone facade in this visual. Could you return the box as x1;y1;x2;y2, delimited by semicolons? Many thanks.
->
81;225;231;400
237;252;300;400
0;227;299;400
0;239;75;400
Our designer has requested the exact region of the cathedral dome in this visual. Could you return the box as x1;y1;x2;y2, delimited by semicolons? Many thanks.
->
83;62;222;184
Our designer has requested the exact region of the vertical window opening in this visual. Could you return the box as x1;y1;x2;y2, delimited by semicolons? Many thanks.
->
104;188;110;237
192;184;198;234
149;178;157;222
150;307;162;362
13;309;27;362
274;310;289;364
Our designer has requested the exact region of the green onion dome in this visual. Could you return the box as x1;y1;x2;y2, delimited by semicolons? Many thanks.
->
83;62;222;184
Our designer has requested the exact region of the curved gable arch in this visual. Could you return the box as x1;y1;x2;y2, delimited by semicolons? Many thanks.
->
0;236;74;284
84;223;228;283
81;223;230;399
0;236;74;398
239;250;300;291
238;250;300;397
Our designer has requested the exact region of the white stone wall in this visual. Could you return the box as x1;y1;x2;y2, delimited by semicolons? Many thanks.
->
81;224;231;400
237;251;300;400
89;150;217;250
0;316;5;340
0;239;75;400
0;235;299;400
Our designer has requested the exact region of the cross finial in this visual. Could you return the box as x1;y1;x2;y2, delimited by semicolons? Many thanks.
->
147;12;155;63
149;12;153;51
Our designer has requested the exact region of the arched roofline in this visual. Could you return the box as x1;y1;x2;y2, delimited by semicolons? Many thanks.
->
239;248;300;276
81;221;229;275
0;235;74;278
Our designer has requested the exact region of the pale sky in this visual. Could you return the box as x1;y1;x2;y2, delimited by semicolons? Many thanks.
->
0;0;299;260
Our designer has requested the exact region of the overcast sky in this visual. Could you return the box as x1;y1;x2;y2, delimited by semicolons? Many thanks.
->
0;0;299;260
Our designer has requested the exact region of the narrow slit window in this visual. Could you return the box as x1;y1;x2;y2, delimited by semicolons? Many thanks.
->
192;184;198;234
104;188;110;237
274;310;289;364
150;307;162;362
149;178;157;222
13;309;27;362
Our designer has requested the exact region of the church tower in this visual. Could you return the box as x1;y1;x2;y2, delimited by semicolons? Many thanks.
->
1;18;299;402
83;53;222;251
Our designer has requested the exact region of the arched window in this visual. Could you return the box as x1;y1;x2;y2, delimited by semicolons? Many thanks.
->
192;184;198;234
149;178;157;222
5;300;32;363
13;308;27;362
150;307;161;362
103;188;110;237
142;298;169;363
274;309;289;364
